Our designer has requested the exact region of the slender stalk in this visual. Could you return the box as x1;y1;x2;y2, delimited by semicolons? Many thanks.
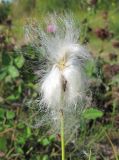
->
105;132;118;160
88;149;92;160
60;109;65;160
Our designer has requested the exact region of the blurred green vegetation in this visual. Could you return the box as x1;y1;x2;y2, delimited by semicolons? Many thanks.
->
0;0;119;159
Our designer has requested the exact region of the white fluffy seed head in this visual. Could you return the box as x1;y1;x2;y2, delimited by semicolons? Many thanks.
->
25;14;92;139
40;43;90;109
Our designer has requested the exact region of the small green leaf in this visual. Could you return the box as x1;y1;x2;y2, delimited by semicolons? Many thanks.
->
17;137;26;145
0;137;7;151
0;71;7;80
18;85;22;93
83;108;103;120
2;53;11;66
49;135;55;142
6;111;15;120
43;155;48;160
26;127;31;138
41;138;50;146
6;94;20;101
0;108;5;119
8;65;19;78
17;123;25;129
36;155;42;160
0;126;4;131
16;147;24;154
14;55;25;68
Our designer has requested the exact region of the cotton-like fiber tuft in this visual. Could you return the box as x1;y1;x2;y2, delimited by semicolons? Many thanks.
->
26;15;92;139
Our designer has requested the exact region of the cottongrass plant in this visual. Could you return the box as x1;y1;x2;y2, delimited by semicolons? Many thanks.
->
25;14;92;160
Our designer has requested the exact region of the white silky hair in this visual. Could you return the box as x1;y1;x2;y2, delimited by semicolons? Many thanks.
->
25;15;92;139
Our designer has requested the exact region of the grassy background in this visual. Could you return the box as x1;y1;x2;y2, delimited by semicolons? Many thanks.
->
0;0;119;159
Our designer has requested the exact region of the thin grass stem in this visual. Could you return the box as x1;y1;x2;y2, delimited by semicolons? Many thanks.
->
88;149;92;160
60;109;65;160
105;132;118;160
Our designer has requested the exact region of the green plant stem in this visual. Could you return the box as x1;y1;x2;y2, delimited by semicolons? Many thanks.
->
60;110;65;160
89;149;91;160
